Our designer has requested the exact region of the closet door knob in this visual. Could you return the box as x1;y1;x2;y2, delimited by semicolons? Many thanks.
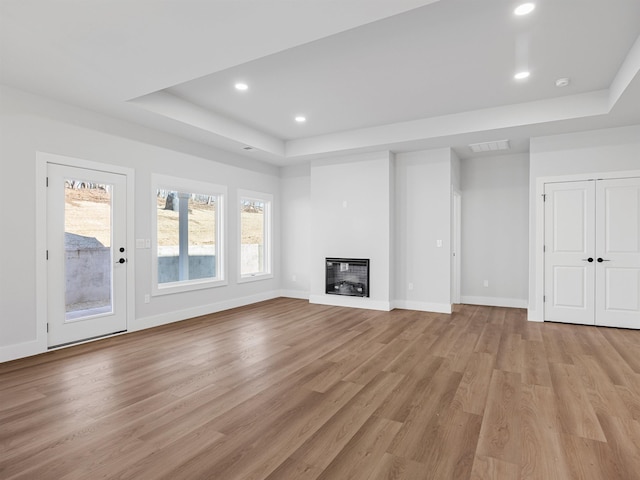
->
597;258;610;263
582;258;594;262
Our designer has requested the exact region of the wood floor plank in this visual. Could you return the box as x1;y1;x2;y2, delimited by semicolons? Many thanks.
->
495;333;523;374
289;371;404;470
519;384;571;480
523;340;552;387
596;414;640;480
573;354;632;420
2;299;640;479
386;360;463;463
475;369;521;465
315;416;403;480
469;455;519;480
363;453;427;480
454;351;495;416
374;354;444;423
549;363;607;442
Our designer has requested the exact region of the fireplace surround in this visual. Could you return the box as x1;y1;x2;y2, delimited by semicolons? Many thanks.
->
325;258;370;297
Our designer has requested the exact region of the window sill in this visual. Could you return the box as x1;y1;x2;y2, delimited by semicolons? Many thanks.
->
237;273;274;284
153;278;228;296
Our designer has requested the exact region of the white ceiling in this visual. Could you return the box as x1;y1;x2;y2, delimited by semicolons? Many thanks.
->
1;0;639;166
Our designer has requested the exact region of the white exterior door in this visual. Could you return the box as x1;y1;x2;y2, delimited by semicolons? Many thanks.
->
595;178;640;328
544;177;640;329
544;181;596;325
47;163;128;347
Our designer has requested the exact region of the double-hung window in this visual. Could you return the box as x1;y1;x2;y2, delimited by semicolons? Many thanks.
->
152;174;226;294
238;190;272;281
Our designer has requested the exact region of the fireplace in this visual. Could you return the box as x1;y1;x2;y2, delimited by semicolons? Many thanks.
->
325;258;370;297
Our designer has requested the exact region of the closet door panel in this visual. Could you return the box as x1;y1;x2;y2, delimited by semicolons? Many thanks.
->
596;177;640;328
544;181;596;324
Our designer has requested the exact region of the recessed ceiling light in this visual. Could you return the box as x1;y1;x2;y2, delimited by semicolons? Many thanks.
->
234;82;248;91
295;116;306;123
555;77;570;87
514;3;535;15
514;71;530;80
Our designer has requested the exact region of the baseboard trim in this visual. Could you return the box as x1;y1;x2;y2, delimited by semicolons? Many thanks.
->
309;294;392;311
131;290;282;332
527;308;544;322
461;296;528;309
393;300;452;314
0;338;47;363
279;290;310;300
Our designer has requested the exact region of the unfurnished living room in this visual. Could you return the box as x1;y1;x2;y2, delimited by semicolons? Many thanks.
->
1;1;640;479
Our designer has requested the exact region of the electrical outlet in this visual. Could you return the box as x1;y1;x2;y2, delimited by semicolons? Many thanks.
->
144;294;150;303
408;282;414;291
292;274;297;282
483;280;489;288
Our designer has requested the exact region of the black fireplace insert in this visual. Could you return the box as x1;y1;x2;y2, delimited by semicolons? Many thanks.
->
325;258;370;297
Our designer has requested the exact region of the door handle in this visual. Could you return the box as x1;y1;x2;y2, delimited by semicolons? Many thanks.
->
116;258;127;264
597;258;610;263
582;258;594;262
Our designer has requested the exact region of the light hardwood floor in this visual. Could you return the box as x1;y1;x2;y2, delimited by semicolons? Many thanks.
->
1;298;640;479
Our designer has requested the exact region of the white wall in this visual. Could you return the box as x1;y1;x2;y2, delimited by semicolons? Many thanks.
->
280;163;311;298
395;148;454;313
460;153;529;308
309;151;394;310
0;85;281;362
528;124;640;320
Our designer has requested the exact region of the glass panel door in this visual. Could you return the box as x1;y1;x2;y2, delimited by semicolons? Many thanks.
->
64;180;113;320
47;163;128;347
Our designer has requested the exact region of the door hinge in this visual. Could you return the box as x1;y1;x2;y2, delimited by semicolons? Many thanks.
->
543;295;546;302
543;245;546;252
542;193;546;201
46;250;49;260
46;323;49;333
46;177;49;187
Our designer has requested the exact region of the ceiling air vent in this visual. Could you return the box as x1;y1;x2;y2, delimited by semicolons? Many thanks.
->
468;139;510;153
243;146;254;151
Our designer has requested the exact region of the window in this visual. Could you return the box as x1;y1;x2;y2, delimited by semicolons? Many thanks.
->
152;175;226;294
239;190;272;281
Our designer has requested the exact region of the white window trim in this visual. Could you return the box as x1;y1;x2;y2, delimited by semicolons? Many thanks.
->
238;189;273;283
151;174;227;295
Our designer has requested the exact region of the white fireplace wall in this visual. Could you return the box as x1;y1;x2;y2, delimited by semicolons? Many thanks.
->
309;151;394;310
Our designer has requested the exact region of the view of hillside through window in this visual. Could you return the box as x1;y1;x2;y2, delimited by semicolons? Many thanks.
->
240;198;268;276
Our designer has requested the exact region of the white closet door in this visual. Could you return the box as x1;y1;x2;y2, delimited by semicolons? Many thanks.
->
595;177;640;328
544;181;596;325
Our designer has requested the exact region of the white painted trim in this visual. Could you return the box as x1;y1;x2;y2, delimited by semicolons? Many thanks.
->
131;290;281;332
393;300;452;314
151;174;227;296
309;294;392;311
527;311;544;322
461;296;528;309
0;340;46;363
532;169;640;324
279;290;310;300
33;154;49;358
